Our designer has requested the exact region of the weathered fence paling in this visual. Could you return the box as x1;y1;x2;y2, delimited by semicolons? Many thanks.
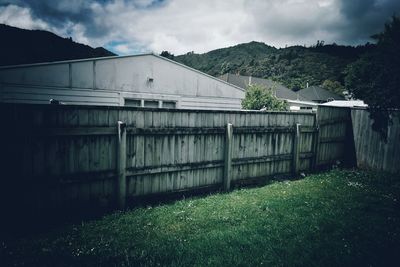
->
351;108;400;173
117;121;127;209
311;124;320;170
223;123;233;191
292;123;301;175
316;106;350;167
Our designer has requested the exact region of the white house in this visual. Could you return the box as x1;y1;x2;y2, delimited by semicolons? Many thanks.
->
0;54;245;110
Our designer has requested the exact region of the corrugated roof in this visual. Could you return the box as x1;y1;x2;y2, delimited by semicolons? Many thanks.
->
320;100;367;107
218;73;308;101
286;99;319;106
0;53;245;93
297;86;345;102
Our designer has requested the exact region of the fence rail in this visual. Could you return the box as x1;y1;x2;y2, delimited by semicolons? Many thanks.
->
0;104;350;215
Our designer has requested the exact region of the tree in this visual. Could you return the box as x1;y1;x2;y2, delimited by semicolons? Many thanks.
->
241;84;288;111
316;40;325;47
220;62;231;75
345;16;400;139
160;51;175;60
321;79;345;96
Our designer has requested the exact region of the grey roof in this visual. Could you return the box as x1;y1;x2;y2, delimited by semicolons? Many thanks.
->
297;86;345;102
0;53;245;93
219;73;308;101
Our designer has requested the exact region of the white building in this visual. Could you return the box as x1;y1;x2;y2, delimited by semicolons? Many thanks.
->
0;54;245;110
286;99;318;112
320;100;367;108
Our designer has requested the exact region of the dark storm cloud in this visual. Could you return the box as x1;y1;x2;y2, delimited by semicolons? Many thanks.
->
340;0;376;17
0;0;165;39
336;0;400;43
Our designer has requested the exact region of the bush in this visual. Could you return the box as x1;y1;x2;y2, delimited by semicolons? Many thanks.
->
241;84;288;111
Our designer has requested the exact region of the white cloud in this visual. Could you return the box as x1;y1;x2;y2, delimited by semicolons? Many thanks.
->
243;0;344;47
85;0;349;54
113;44;134;54
0;4;50;31
81;0;353;54
88;0;259;54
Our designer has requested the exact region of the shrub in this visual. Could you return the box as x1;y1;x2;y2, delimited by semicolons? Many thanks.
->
241;84;288;111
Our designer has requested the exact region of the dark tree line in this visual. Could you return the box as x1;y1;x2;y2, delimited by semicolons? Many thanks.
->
345;16;400;139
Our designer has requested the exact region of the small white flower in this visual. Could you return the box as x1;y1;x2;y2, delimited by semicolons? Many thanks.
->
347;181;364;188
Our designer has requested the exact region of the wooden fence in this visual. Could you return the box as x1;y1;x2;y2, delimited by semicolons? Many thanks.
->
0;104;350;218
316;106;353;167
351;108;400;173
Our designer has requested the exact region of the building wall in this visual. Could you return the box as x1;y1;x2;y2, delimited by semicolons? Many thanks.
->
286;100;318;112
0;54;244;110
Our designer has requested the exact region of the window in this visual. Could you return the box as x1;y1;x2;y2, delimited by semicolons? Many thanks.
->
144;100;159;108
162;101;176;109
124;98;177;109
125;99;141;107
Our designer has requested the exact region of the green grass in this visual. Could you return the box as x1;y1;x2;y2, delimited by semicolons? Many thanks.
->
2;169;400;266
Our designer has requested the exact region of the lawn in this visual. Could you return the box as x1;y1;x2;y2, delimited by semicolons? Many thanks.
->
2;169;400;266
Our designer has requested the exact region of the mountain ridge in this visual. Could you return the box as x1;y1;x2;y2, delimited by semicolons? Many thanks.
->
0;24;116;66
174;41;374;90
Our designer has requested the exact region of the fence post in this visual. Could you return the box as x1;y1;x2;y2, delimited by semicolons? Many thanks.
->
223;123;233;191
311;124;320;170
117;121;127;209
292;123;301;176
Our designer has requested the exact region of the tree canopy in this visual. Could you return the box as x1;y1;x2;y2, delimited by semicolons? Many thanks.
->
175;41;370;92
241;84;288;111
321;79;345;96
345;16;400;139
160;51;175;60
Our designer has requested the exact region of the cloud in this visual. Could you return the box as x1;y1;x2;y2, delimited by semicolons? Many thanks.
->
0;4;51;31
0;0;399;55
335;0;400;43
243;0;343;47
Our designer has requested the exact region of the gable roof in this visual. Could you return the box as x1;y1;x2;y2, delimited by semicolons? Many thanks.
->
297;86;345;102
0;53;245;93
219;73;308;101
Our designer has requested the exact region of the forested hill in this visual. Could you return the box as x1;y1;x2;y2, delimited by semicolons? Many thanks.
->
174;41;374;90
0;24;116;66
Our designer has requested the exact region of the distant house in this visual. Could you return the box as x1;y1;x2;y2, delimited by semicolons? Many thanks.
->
0;54;245;110
219;73;317;112
297;86;345;103
284;99;318;112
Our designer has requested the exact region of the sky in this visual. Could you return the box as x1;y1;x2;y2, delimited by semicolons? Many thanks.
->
0;0;399;55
